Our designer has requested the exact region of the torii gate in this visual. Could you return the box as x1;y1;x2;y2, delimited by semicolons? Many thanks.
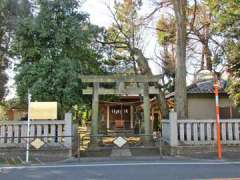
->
80;74;161;141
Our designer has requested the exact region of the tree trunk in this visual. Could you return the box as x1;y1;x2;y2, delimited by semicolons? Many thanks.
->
204;43;212;71
172;0;188;119
132;47;168;118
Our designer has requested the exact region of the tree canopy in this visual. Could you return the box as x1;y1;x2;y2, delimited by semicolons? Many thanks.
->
0;0;238;118
208;0;240;105
12;0;104;112
0;0;31;101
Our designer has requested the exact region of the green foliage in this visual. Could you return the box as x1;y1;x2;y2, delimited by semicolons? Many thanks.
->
157;16;176;45
12;0;104;112
0;0;15;100
208;0;240;105
0;0;31;101
0;105;7;120
156;15;176;93
208;0;240;38
0;67;7;101
226;42;240;105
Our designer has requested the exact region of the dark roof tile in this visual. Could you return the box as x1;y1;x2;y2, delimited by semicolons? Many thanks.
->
187;80;227;94
166;80;228;98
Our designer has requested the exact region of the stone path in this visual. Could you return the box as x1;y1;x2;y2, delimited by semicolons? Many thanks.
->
111;148;132;157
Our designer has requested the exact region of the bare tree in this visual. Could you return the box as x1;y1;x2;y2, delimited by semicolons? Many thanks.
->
100;0;169;118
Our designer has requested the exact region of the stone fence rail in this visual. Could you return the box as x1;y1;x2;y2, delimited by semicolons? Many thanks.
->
162;112;240;146
0;113;72;148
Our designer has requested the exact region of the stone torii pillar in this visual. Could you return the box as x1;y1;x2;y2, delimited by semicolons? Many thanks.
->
107;105;110;130
91;82;99;140
143;82;150;141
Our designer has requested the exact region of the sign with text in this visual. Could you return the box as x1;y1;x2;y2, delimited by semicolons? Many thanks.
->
29;102;57;120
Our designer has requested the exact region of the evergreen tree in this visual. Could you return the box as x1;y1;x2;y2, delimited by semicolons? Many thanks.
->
208;0;240;105
12;0;104;112
0;0;31;100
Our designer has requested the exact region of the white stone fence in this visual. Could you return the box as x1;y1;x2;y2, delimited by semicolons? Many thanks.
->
162;112;240;146
0;113;72;148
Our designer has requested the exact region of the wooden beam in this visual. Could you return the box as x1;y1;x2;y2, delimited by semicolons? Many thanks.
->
82;86;159;95
80;75;162;83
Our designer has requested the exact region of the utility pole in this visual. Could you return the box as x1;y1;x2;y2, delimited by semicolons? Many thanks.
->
26;91;31;163
214;76;222;160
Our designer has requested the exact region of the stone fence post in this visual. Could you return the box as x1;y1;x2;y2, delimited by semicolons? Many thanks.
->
169;111;178;147
64;112;73;148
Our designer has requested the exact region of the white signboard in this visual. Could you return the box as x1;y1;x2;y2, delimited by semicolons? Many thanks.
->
29;102;57;120
31;138;45;149
113;137;127;148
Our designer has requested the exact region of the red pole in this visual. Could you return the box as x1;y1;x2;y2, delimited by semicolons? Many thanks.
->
214;78;222;160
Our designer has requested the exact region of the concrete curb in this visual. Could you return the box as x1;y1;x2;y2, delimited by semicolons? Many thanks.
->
56;155;218;164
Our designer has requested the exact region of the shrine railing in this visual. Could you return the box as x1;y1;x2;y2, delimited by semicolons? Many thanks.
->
0;113;72;148
162;112;240;146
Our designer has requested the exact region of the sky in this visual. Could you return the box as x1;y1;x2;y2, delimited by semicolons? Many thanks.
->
81;0;114;28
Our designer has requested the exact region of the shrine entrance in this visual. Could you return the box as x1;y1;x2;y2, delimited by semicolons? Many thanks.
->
79;75;162;157
99;95;145;132
111;104;129;129
101;102;133;130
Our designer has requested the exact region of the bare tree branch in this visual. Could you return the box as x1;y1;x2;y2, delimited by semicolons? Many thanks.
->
189;0;197;33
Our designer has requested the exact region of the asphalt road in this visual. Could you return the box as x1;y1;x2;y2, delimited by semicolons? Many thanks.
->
1;160;240;180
